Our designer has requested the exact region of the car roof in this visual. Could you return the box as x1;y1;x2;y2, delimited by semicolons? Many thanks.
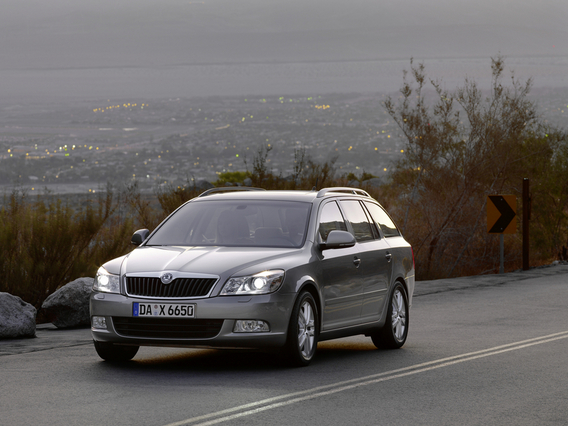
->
192;187;373;203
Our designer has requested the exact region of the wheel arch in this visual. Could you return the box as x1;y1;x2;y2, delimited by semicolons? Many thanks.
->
395;276;410;300
379;275;410;326
294;280;321;333
392;276;410;316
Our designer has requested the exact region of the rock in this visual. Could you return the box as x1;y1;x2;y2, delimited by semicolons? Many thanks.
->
41;277;93;328
243;177;253;187
0;293;37;339
348;180;360;188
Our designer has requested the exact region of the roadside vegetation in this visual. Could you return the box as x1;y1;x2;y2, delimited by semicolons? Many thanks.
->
383;55;568;279
1;56;566;310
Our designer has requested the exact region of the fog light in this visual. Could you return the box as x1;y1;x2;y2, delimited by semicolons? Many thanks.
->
234;320;270;333
92;316;107;330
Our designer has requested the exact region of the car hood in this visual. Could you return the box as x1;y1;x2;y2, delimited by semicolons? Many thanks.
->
121;245;299;278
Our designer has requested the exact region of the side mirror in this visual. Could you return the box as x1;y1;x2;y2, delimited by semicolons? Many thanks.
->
320;230;356;250
131;229;150;246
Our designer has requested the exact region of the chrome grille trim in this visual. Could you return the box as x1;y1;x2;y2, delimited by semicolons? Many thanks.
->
125;276;218;298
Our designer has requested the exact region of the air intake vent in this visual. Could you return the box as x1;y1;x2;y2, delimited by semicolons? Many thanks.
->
113;317;223;339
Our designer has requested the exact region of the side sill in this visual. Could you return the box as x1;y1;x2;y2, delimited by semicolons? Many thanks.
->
318;320;384;342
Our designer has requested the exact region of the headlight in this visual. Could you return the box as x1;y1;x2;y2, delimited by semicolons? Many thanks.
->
93;267;121;294
220;270;284;295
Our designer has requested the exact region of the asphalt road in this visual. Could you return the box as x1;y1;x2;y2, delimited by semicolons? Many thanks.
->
2;264;568;426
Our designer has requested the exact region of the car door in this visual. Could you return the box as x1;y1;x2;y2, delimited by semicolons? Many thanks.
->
317;200;363;330
363;201;400;315
339;200;392;322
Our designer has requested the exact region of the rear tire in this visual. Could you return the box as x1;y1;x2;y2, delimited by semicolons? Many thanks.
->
371;282;408;349
94;341;139;362
284;291;318;367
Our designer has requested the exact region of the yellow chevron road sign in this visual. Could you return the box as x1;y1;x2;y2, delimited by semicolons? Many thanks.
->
487;195;517;234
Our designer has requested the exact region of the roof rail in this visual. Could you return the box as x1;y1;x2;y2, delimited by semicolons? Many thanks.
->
316;187;371;198
197;187;266;198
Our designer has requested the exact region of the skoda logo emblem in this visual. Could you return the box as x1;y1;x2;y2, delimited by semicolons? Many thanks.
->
160;273;174;284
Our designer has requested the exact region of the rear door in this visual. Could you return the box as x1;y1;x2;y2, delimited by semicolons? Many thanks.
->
339;200;392;322
318;200;363;330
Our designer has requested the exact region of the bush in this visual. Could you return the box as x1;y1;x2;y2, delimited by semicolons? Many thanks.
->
383;56;568;278
212;171;251;187
0;187;124;308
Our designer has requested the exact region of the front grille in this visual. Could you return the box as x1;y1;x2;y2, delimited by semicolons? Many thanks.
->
126;277;217;298
113;317;224;339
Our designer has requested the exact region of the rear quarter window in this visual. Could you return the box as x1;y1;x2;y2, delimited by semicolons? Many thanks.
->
364;202;401;237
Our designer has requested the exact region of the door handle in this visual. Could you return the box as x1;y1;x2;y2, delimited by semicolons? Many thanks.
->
385;252;392;263
353;257;361;268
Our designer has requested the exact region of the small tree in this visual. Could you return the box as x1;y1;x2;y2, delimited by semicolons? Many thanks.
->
384;56;565;278
245;145;273;187
529;130;568;259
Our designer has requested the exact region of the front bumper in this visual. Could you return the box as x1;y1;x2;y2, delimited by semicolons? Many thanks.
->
90;291;295;349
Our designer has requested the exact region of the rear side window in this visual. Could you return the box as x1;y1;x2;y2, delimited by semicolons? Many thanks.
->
318;202;347;242
339;200;375;242
364;202;401;237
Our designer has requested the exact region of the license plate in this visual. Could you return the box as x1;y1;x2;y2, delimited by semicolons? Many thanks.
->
132;303;195;318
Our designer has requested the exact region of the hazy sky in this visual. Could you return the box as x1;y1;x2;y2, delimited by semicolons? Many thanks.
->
1;0;567;102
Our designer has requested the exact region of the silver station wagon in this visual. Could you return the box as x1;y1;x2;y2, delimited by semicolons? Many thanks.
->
90;187;415;366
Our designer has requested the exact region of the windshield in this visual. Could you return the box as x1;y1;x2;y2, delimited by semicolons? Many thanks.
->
146;200;311;248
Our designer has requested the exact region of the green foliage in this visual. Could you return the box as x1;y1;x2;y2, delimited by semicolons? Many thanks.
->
155;181;202;216
346;171;377;183
0;187;124;308
212;171;251;186
125;181;164;229
384;56;568;278
242;146;341;190
245;145;273;187
529;131;568;259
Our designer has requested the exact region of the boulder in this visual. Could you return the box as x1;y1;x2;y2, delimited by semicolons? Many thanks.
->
41;277;93;328
243;177;253;187
0;292;37;339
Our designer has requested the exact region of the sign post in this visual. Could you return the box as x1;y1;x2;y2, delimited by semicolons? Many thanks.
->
487;195;517;274
522;179;530;270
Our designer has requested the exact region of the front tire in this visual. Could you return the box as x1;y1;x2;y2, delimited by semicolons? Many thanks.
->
371;282;409;349
94;341;139;362
284;291;318;366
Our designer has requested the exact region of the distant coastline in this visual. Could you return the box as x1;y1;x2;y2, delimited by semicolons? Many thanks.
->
1;56;567;106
